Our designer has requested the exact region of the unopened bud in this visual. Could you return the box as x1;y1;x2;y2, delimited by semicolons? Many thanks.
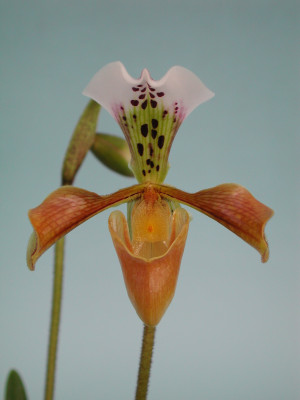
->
62;100;101;185
91;133;133;177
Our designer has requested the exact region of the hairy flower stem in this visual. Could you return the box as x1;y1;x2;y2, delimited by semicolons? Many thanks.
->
44;237;65;400
135;325;156;400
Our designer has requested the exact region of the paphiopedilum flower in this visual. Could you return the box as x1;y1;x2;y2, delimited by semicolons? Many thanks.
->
27;62;273;326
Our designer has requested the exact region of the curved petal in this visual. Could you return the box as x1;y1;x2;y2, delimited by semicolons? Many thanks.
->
158;183;274;262
83;62;214;184
27;184;144;270
108;207;189;326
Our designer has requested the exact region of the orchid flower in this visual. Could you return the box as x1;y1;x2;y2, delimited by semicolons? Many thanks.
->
27;62;273;327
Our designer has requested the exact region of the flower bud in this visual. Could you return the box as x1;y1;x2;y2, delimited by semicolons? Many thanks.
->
91;133;133;177
62;100;101;185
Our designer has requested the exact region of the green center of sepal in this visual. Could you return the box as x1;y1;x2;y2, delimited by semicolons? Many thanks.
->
115;93;183;184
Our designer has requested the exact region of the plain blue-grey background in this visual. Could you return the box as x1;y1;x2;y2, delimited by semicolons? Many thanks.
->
1;0;299;399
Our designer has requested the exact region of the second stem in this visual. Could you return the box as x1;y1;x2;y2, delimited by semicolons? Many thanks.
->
44;237;65;400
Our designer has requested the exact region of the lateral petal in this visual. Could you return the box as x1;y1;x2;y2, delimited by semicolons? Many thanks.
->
158;183;274;262
27;184;144;270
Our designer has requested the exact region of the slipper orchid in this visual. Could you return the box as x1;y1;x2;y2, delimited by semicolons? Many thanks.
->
27;62;273;326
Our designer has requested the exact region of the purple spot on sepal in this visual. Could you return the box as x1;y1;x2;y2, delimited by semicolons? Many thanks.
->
131;100;139;106
141;100;148;109
137;143;144;156
152;119;158;128
149;92;155;99
141;124;148;137
158;135;165;149
148;143;154;157
150;100;157;108
151;129;157;139
157;92;164;97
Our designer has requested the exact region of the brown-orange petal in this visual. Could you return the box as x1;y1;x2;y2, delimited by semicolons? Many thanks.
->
27;184;144;270
108;207;190;326
158;183;274;262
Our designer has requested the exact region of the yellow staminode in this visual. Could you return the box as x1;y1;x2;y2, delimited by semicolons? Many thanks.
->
131;187;171;244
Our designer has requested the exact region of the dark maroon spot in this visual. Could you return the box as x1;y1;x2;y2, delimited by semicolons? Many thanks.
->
156;165;160;171
131;100;139;106
152;119;158;128
141;124;148;137
149;92;155;99
150;161;154;168
141;87;146;92
137;84;143;87
148;170;151;173
149;87;155;92
158;135;165;149
150;100;157;108
151;129;157;139
133;114;137;120
157;92;164;97
174;117;177;122
121;106;124;110
148;143;154;157
139;94;146;100
122;116;127;121
137;143;144;156
132;87;139;92
124;123;128;127
175;102;178;105
175;107;178;111
146;159;151;165
142;169;146;176
141;100;148;110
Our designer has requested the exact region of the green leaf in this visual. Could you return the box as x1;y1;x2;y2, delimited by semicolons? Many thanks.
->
91;133;134;177
5;370;28;400
62;100;101;185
